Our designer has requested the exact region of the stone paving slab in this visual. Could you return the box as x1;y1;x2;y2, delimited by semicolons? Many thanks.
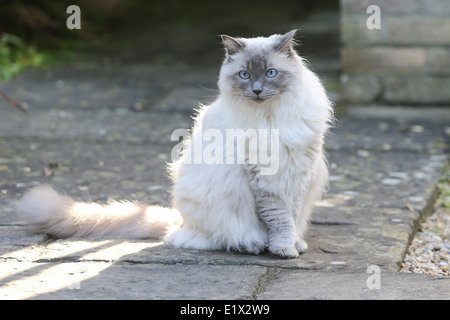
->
258;270;450;300
0;109;193;144
0;261;266;300
0;64;218;112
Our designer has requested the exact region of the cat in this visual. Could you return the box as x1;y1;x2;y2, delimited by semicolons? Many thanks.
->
16;30;333;259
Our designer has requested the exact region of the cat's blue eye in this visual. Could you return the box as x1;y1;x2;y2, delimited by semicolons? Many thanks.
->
239;70;250;79
266;69;278;78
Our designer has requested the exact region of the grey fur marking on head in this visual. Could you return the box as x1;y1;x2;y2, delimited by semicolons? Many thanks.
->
275;29;298;56
221;30;300;103
221;35;245;55
221;30;298;56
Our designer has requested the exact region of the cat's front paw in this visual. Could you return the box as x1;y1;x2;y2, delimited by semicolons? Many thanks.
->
269;246;299;259
239;243;265;255
295;239;308;253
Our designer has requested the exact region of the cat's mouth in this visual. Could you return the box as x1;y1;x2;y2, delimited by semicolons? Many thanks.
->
248;91;278;103
253;96;267;103
246;93;270;103
242;92;275;103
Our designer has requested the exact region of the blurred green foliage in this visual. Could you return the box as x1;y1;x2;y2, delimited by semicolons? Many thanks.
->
0;0;138;47
0;33;47;81
437;164;450;209
0;0;138;81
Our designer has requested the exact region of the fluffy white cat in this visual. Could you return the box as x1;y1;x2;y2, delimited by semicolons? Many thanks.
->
17;30;333;259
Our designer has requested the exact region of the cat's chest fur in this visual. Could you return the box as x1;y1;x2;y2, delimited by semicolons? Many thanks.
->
197;95;320;202
204;94;322;159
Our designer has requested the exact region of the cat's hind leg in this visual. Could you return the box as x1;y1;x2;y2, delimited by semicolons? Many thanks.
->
295;156;329;253
165;225;267;255
295;238;308;253
165;226;223;251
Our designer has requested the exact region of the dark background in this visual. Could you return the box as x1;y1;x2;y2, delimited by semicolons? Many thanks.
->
0;0;340;68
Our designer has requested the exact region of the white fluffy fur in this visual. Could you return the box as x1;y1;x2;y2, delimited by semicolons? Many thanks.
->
17;185;181;239
16;32;333;258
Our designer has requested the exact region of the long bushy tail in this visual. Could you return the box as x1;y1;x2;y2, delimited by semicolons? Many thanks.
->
16;185;182;239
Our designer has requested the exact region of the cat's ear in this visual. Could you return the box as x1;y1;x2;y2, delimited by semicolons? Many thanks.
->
221;35;244;55
275;29;298;56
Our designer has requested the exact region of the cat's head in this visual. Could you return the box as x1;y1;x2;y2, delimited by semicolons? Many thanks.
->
218;30;301;104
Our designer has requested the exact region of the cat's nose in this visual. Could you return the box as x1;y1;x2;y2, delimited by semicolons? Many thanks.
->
253;89;262;96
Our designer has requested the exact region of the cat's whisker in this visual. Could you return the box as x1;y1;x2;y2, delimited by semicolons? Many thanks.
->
198;84;219;92
199;95;219;99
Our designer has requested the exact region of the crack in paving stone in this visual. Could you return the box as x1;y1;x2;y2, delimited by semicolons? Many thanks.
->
251;268;281;300
318;247;340;254
310;220;358;226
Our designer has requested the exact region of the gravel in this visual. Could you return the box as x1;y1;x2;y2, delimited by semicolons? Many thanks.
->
401;165;450;276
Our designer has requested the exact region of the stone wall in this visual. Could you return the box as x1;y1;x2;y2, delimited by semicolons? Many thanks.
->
340;0;450;105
